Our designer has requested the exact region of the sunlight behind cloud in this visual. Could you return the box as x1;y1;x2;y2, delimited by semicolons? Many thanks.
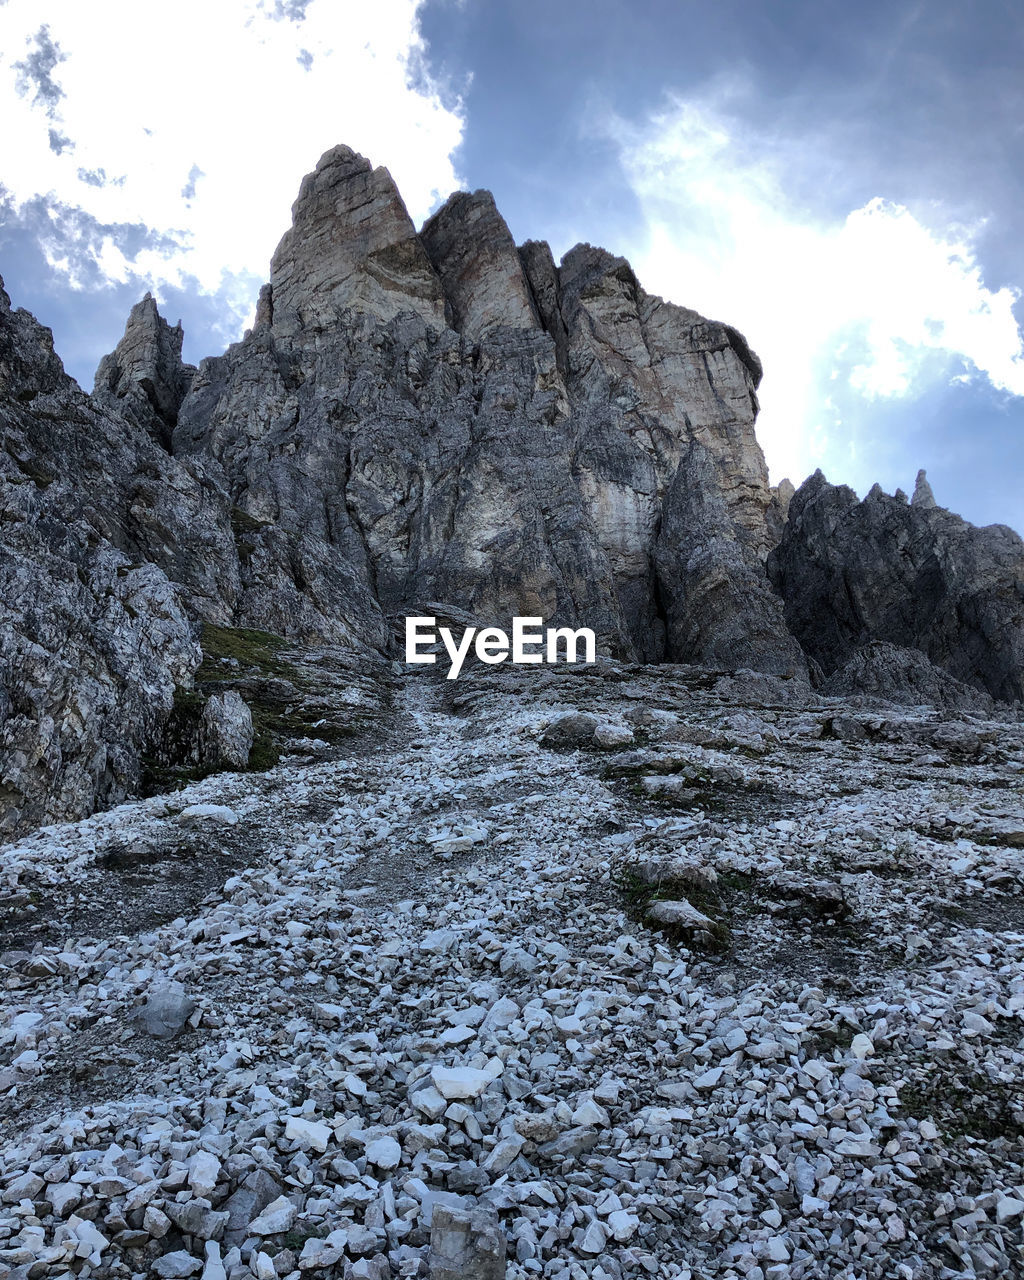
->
606;97;1024;484
0;0;464;336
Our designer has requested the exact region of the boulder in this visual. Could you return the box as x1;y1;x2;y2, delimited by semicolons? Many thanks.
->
429;1204;506;1280
199;691;254;770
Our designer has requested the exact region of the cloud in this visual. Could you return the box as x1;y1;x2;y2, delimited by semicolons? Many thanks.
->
0;0;464;334
13;24;66;117
602;94;1024;485
0;188;183;289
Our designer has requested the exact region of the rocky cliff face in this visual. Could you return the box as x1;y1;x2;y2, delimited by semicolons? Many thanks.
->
1;143;1022;837
0;282;206;836
769;470;1024;704
174;144;797;670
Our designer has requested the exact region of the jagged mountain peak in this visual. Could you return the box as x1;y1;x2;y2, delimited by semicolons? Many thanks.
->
912;466;937;508
266;143;446;336
93;290;195;448
2;146;1023;842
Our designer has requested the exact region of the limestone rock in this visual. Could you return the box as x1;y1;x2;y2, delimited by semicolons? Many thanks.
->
134;981;196;1041
199;691;253;770
267;144;446;336
421;190;540;338
153;1252;202;1278
645;897;720;943
429;1204;506;1280
654;440;807;676
0;277;213;837
518;239;569;369
769;470;1024;703
248;1194;297;1235
539;713;599;750
93;294;196;448
431;1065;496;1101
174;146;793;670
221;1170;281;1247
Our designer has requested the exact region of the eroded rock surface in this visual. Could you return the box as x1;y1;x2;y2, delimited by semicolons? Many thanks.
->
769;470;1024;703
93;293;196;448
1;142;1023;844
173;146;795;673
267;144;447;335
0;281;206;836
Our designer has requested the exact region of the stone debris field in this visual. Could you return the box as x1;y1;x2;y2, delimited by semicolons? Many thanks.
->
1;659;1023;1280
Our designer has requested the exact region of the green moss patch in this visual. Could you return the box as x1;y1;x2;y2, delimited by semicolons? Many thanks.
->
899;1072;1024;1143
196;623;295;680
612;859;732;953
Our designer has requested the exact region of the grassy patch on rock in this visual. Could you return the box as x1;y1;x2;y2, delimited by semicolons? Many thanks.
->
196;623;296;681
196;624;385;764
899;1070;1024;1144
613;859;732;953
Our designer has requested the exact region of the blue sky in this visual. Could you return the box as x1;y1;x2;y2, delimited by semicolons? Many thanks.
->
1;0;1022;531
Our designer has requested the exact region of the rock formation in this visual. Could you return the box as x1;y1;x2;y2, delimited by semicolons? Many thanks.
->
4;144;1024;1280
93;293;196;448
1;142;1022;837
173;145;795;671
769;470;1024;704
0;281;206;836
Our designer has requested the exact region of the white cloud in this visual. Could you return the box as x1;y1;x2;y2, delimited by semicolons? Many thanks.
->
0;0;464;334
604;95;1024;484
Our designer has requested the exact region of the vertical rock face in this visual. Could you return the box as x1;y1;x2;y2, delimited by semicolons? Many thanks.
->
199;691;254;771
555;242;787;664
518;239;569;368
93;294;196;448
267;144;447;335
654;442;806;676
175;146;795;668
421;190;540;337
820;640;997;714
768;470;1024;702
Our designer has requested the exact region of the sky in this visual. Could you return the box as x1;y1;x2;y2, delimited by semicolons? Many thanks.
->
1;0;1022;533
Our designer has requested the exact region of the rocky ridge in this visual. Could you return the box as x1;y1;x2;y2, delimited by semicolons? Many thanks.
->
2;143;1023;836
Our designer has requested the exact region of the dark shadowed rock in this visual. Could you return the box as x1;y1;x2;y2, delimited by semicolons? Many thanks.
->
769;471;1024;703
540;712;599;750
821;641;996;715
654;441;807;675
0;278;205;836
